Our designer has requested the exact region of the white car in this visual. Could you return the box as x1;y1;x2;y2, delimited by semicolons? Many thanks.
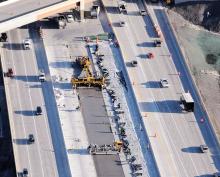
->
39;71;46;82
66;14;74;23
23;38;31;50
139;10;147;16
200;144;208;153
160;78;169;88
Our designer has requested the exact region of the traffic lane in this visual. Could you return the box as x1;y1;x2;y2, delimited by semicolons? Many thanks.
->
30;26;72;177
0;0;63;22
19;28;59;177
122;4;209;176
8;29;45;177
108;4;180;177
124;3;216;174
154;8;220;170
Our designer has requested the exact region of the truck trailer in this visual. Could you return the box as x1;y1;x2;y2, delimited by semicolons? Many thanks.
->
180;92;194;112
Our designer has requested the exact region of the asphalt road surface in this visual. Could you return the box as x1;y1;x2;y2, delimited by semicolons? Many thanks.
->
1;26;71;177
102;0;220;176
0;0;64;22
78;88;125;177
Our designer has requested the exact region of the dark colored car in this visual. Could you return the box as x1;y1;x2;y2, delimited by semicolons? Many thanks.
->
36;106;42;115
28;134;35;144
23;168;28;176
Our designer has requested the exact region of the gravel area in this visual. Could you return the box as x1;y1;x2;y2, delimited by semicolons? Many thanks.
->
172;0;220;33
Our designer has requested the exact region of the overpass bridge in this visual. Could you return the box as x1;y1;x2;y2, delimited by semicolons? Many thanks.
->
0;0;83;33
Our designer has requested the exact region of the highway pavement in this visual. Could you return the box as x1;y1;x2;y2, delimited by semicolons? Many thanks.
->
101;0;220;176
1;26;71;177
0;0;63;22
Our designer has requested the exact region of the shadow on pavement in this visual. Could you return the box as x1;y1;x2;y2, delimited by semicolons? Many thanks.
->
3;43;23;50
141;81;161;88
49;61;73;68
29;84;42;88
181;146;200;153
139;100;182;113
137;41;154;47
14;75;38;82
14;110;34;116
67;148;88;155
54;82;72;90
105;6;120;14
13;138;27;145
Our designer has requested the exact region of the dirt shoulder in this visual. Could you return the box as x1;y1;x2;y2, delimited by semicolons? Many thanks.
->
167;9;220;141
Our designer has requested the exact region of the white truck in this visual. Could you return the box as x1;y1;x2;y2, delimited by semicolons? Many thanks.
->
91;5;100;18
39;70;46;82
180;92;194;112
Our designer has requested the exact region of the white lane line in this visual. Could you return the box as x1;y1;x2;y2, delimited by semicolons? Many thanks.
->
27;26;59;177
16;29;45;177
7;31;32;176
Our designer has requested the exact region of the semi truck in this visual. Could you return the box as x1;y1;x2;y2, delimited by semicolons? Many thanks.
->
180;92;194;112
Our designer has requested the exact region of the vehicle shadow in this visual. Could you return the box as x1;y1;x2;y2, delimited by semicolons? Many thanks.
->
3;43;23;50
105;6;120;14
13;138;27;145
141;81;161;88
53;82;72;90
67;148;88;155
14;110;34;116
49;61;73;68
29;84;42;88
138;100;182;113
181;146;200;153
136;41;154;47
15;75;38;82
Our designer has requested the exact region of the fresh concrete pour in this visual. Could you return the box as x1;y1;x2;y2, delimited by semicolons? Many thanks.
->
78;88;125;177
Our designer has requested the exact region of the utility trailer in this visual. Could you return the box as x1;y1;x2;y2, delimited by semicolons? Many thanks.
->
180;92;194;112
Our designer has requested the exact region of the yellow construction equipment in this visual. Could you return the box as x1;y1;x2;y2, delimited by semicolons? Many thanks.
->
71;56;105;88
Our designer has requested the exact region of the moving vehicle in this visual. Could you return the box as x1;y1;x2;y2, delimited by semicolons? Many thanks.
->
131;60;138;67
23;38;31;50
28;134;35;144
154;39;162;47
139;10;147;16
0;33;7;42
23;168;28;177
180;92;194;112
91;5;100;18
160;78;169;88
200;144;208;153
147;52;154;59
57;15;66;29
119;21;126;27
4;68;14;77
39;71;46;82
36;106;42;115
118;1;127;13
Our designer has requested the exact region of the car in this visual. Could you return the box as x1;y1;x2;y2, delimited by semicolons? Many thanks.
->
23;168;28;177
66;14;74;23
200;144;208;153
39;71;46;82
119;21;126;27
0;33;7;42
23;38;31;49
214;172;220;177
102;68;108;73
154;39;161;47
139;10;147;16
36;106;42;115
28;134;35;144
160;78;169;88
147;52;154;59
131;60;138;67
